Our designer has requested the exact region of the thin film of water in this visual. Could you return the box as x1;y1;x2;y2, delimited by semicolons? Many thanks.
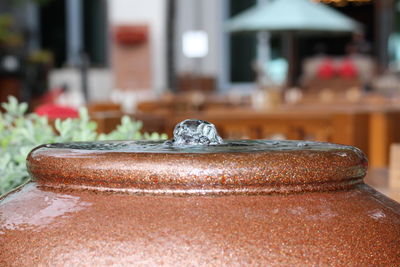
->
44;140;362;154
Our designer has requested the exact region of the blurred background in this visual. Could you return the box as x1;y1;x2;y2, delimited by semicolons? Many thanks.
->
1;0;400;172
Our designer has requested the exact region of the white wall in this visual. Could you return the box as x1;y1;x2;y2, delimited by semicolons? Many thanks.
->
176;0;223;79
109;0;225;91
108;0;166;92
49;68;113;104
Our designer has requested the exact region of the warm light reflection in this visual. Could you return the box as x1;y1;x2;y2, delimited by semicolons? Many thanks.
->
312;0;372;7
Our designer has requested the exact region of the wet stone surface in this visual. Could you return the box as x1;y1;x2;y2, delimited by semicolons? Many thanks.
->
43;139;364;155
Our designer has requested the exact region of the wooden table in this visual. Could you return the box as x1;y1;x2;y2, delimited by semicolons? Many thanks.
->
164;103;400;168
90;111;167;134
365;168;400;203
91;102;400;168
165;107;368;158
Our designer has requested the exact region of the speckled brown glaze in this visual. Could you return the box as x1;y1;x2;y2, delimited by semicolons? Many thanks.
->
1;139;400;266
26;140;368;195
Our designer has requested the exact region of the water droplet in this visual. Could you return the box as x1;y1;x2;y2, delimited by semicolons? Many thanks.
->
170;119;223;146
297;142;309;148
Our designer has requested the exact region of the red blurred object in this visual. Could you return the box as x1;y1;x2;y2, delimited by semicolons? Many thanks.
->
115;25;147;46
40;88;65;104
316;59;335;79
35;104;79;119
338;59;358;79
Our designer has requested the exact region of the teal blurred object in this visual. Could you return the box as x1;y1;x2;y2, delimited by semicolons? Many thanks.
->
265;58;288;86
226;0;361;33
388;32;400;62
226;0;362;86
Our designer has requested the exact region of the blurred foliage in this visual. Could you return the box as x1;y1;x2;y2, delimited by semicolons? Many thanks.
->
0;96;168;195
29;50;53;64
0;0;53;46
0;15;22;46
4;0;52;6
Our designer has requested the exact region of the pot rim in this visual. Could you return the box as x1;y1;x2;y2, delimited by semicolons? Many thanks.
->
27;140;368;196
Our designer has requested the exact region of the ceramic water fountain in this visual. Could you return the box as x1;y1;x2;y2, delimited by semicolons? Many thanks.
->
0;119;399;265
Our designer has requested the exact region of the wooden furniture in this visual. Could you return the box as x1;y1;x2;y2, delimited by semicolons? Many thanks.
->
0;78;21;104
365;168;400;203
389;144;400;189
87;102;121;114
90;111;166;135
164;108;370;159
177;74;216;92
369;110;400;168
305;77;361;92
92;100;400;168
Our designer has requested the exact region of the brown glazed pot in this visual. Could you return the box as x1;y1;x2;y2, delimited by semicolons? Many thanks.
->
1;120;400;266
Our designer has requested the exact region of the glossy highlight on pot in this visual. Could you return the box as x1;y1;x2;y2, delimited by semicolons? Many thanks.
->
0;119;399;266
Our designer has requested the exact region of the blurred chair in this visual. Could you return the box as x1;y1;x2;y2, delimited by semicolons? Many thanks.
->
389;143;400;189
87;102;121;113
87;102;122;134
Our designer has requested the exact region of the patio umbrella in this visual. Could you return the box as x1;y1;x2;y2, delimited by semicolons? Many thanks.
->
226;0;362;86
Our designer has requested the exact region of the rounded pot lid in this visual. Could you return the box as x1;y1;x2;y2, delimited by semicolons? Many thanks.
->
27;119;368;196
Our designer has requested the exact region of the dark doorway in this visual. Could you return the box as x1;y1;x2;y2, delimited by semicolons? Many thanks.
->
40;0;108;68
299;2;374;59
83;0;108;67
39;0;66;68
229;0;257;83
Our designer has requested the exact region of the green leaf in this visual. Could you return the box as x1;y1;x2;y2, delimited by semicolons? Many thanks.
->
0;97;166;195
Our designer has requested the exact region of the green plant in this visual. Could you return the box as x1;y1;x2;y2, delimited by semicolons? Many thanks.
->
0;96;167;195
5;0;53;6
0;15;22;46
